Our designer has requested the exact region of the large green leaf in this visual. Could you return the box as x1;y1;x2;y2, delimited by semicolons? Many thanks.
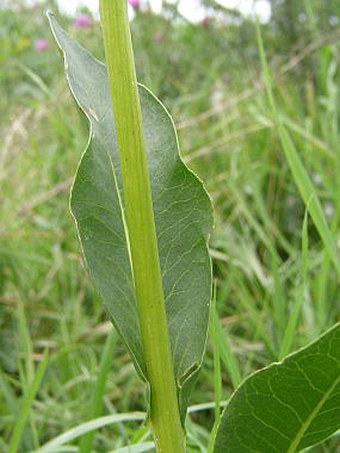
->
214;323;340;452
48;13;213;420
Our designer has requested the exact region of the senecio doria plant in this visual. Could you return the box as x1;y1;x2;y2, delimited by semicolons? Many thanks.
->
48;1;340;452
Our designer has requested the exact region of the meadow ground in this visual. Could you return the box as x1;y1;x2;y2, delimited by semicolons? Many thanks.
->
0;1;339;451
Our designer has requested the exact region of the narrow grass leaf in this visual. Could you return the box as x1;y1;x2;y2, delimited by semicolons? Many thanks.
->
17;301;34;385
216;322;242;390
188;401;228;414
8;350;49;453
34;448;78;453
48;13;213;421
256;19;340;279
79;328;117;453
279;209;309;359
207;285;222;453
0;371;18;415
110;442;155;453
213;323;340;452
211;285;222;422
33;413;146;452
277;125;339;277
281;115;334;160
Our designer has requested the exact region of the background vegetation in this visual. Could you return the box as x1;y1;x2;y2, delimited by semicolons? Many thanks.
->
1;0;339;451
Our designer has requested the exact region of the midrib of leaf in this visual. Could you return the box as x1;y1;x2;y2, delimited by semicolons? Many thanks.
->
287;374;340;452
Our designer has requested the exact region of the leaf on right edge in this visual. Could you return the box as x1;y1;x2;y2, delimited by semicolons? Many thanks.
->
214;323;340;452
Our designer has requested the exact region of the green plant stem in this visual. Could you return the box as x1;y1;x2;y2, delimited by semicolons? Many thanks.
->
99;1;185;452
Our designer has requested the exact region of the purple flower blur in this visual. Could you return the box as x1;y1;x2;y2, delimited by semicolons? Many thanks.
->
34;39;49;51
73;14;91;28
128;0;140;9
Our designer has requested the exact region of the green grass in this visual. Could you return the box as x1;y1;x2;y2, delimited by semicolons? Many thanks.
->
1;1;339;451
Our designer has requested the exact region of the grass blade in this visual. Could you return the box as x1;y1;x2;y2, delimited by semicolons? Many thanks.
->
207;285;222;453
79;328;117;453
110;442;155;453
279;209;309;358
33;413;146;452
8;350;49;453
255;19;340;279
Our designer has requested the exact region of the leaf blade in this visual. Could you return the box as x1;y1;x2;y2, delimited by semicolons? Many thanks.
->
213;324;340;452
48;13;213;418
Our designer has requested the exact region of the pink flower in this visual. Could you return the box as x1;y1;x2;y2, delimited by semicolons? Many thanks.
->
128;0;140;9
34;39;49;51
73;14;91;28
201;17;210;27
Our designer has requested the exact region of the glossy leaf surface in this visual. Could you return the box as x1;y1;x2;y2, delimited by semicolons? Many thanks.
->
48;14;213;419
214;323;340;452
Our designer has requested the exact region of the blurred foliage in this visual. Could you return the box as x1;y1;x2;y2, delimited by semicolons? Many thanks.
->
270;0;339;45
0;0;339;451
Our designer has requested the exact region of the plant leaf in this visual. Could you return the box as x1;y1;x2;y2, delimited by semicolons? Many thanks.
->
33;413;146;452
48;13;213;421
213;323;340;452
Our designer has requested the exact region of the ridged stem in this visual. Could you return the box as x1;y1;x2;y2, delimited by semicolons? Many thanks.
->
99;1;186;451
